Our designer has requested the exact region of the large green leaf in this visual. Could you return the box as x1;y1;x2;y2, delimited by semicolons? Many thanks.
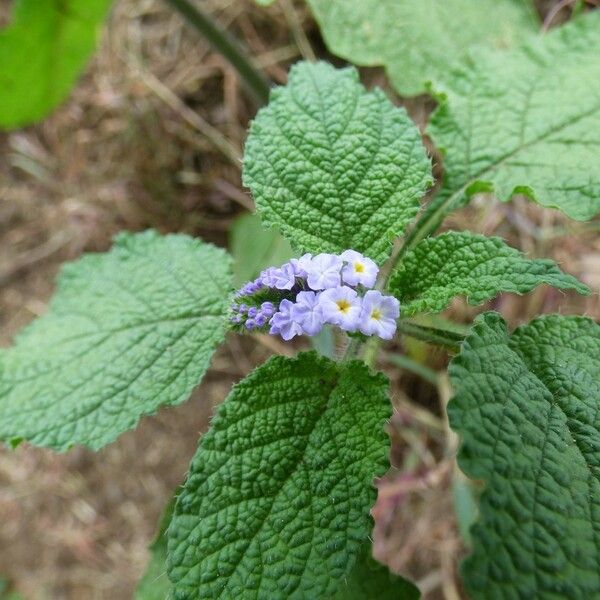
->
0;230;232;451
449;312;600;598
135;500;175;600
390;232;589;316
229;213;294;286
305;0;538;97
243;61;432;263
426;11;600;229
167;352;391;599
334;551;419;599
0;0;113;129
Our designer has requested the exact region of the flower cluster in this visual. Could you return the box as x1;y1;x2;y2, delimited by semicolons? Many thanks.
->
230;250;400;341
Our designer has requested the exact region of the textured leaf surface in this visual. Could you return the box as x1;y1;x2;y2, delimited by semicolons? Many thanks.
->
428;11;600;222
0;0;112;129
136;500;175;600
243;61;432;262
334;552;419;600
167;352;391;599
449;313;600;598
306;0;537;97
0;231;231;451
390;232;589;316
230;213;294;286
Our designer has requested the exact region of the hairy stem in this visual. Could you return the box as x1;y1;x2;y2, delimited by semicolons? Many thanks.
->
361;336;381;368
397;321;464;349
384;187;466;284
342;336;361;361
163;0;271;104
384;353;439;386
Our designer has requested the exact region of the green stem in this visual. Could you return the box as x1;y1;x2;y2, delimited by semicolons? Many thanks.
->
397;321;464;349
385;353;439;386
362;336;381;368
384;187;465;281
163;0;271;105
342;336;361;361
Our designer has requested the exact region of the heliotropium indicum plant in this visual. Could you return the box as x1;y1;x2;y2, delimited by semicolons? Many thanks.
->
2;10;600;599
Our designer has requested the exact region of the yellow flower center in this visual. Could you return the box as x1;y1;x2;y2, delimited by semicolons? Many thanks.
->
354;262;365;273
371;308;382;321
336;299;351;313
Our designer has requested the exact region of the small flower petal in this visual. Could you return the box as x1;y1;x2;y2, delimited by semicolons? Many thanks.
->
305;253;343;290
318;286;362;332
291;291;324;336
359;290;400;339
269;299;302;340
341;249;379;288
290;253;313;278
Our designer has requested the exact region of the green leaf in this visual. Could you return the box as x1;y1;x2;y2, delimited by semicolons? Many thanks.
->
448;312;600;598
390;231;590;316
136;500;175;600
229;212;294;286
427;11;600;224
0;0;113;129
0;230;232;451
167;351;391;599
243;61;432;263
334;552;420;600
305;0;538;97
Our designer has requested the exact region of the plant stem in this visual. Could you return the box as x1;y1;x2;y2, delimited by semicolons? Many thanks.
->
397;321;464;349
342;336;361;361
163;0;271;105
362;336;381;368
385;353;439;386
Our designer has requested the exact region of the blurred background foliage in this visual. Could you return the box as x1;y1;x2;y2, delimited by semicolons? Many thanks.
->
0;0;598;598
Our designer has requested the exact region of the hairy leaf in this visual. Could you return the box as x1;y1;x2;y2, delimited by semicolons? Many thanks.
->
136;500;175;600
306;0;537;96
243;61;432;262
390;232;589;316
334;552;420;599
0;231;231;451
0;0;112;129
230;213;293;286
428;11;600;223
449;313;600;597
167;352;390;599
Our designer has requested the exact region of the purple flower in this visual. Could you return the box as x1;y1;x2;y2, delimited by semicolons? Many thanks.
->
318;286;362;332
255;313;267;327
245;318;257;330
290;253;313;278
291;291;324;336
260;263;296;290
359;290;400;339
341;249;379;288
305;253;343;290
269;299;302;341
261;301;275;317
236;277;263;297
247;307;258;318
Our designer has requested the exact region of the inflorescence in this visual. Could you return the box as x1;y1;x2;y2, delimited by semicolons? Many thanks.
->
230;250;400;341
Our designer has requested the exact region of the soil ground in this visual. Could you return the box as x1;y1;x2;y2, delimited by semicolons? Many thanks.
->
0;1;598;598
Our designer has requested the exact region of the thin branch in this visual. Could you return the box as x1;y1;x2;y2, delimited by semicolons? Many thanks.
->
396;321;464;349
163;0;271;104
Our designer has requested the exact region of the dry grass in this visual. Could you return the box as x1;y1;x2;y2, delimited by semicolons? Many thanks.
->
0;0;598;598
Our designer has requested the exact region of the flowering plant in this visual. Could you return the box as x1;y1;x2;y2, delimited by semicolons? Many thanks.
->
2;8;600;598
231;251;398;340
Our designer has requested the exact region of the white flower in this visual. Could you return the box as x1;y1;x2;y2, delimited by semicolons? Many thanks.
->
341;249;379;288
318;286;362;332
359;290;400;339
305;253;343;290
